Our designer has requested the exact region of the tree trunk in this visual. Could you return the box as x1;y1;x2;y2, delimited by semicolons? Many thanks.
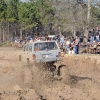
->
20;29;22;40
0;24;2;44
84;0;91;41
3;29;5;42
72;25;76;37
7;22;10;41
87;0;91;27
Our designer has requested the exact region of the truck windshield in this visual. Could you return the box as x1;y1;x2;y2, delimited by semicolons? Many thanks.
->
34;42;58;51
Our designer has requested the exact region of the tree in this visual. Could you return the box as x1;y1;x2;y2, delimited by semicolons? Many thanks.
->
0;0;7;22
18;0;55;36
6;0;19;22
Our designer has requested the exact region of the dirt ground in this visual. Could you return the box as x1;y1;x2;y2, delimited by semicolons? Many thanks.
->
0;47;100;100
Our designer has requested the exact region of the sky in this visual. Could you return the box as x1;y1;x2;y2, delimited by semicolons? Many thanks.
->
21;0;29;2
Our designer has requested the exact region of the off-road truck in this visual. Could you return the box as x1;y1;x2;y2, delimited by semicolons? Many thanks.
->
19;41;70;85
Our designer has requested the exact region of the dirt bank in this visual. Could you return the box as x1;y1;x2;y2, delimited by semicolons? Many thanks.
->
0;47;100;100
63;54;100;82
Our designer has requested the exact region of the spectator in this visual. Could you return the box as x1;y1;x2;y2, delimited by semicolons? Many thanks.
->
90;28;95;44
90;41;97;54
96;34;99;42
74;36;80;54
60;35;64;44
64;38;71;52
29;38;33;43
60;34;64;49
95;26;99;36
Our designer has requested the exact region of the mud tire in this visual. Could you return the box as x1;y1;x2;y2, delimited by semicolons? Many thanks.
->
59;66;70;84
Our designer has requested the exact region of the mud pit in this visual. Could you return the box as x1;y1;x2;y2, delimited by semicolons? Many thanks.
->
0;47;100;100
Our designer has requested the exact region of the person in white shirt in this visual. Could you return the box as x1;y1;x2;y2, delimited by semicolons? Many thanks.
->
29;38;33;43
64;38;71;52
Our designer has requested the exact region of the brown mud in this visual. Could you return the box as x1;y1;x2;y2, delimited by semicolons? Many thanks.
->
0;47;100;100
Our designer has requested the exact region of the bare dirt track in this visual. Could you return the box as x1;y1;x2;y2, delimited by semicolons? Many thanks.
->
0;47;100;100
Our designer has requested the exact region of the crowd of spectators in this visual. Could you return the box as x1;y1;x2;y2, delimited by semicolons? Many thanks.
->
11;26;100;55
12;34;80;54
88;26;100;43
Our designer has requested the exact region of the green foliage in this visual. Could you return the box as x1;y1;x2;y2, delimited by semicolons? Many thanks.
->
0;0;7;22
0;0;19;23
0;0;55;31
18;2;40;29
18;0;55;30
7;0;19;20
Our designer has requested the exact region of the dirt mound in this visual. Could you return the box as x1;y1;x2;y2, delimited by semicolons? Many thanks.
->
63;54;100;77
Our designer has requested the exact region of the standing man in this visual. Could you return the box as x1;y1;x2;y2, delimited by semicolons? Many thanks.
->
90;28;94;44
95;26;99;36
74;36;80;54
60;34;64;49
